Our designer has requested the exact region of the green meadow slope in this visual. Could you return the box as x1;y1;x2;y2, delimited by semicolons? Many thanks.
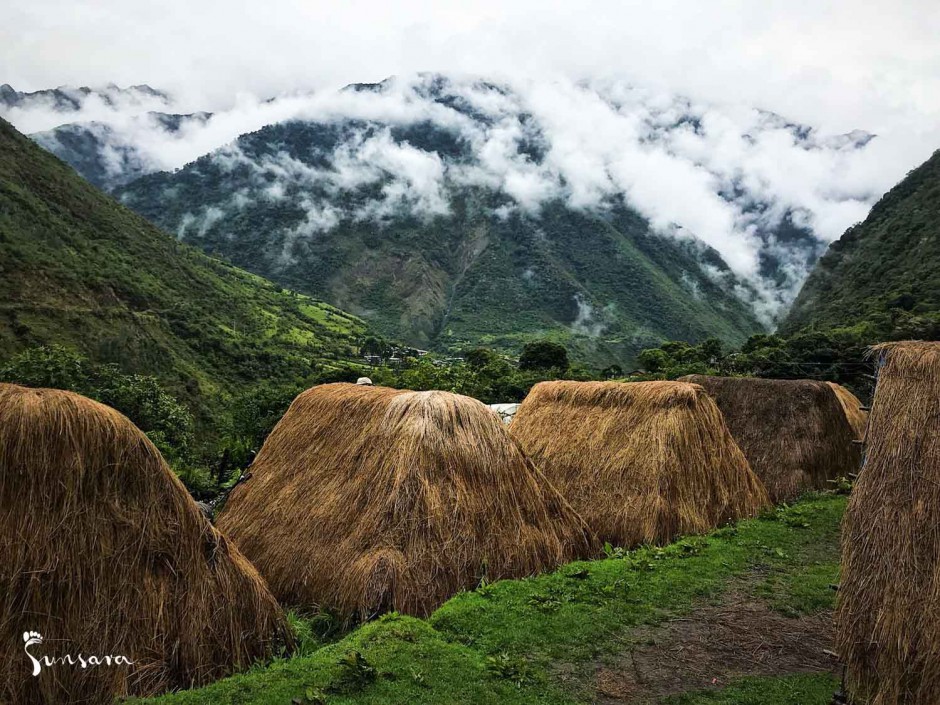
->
0;117;366;418
781;149;940;337
135;494;845;705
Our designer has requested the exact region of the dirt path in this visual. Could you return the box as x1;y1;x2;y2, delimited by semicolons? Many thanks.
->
592;586;839;703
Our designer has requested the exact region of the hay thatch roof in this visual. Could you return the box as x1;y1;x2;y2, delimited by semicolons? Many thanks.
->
509;380;769;548
217;383;592;620
679;375;861;503
826;381;868;441
837;341;940;704
0;384;291;704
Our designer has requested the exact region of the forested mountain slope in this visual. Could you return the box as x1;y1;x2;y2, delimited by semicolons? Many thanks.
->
782;149;940;336
0;117;365;417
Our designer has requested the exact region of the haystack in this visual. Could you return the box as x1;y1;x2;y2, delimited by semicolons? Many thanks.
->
826;381;869;441
680;375;861;502
0;384;291;705
836;341;940;705
217;383;592;620
509;381;769;548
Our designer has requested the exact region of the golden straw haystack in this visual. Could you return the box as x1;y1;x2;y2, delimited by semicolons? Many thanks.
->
509;381;769;548
826;381;869;441
0;384;291;705
217;383;592;620
837;341;940;705
679;375;861;503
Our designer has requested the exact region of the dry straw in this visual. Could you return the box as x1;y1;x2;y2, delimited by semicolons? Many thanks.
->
509;380;769;548
680;375;861;503
217;383;592;620
837;341;940;705
0;384;291;705
826;381;869;441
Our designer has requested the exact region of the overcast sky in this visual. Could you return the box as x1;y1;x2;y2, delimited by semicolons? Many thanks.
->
3;0;939;133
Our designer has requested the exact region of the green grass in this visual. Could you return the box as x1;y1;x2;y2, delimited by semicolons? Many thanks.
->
133;494;845;705
660;673;840;704
0;117;368;431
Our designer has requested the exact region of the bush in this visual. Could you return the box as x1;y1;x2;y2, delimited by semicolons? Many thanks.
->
518;341;569;372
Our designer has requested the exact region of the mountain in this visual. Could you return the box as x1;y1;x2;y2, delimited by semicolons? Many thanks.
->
0;116;366;418
109;74;886;362
30;111;212;189
0;82;171;114
781;149;940;335
116;117;764;364
6;75;879;363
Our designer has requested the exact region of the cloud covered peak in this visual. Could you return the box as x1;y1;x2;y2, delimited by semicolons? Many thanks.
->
3;73;893;322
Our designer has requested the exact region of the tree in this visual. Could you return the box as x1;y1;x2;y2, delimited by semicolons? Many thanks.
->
464;347;498;370
1;345;196;466
637;348;671;373
518;341;569;372
0;344;88;392
699;338;723;363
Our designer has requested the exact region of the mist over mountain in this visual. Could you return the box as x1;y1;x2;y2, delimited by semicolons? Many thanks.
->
782;148;940;337
0;83;172;130
3;74;891;360
30;112;212;189
0;116;365;420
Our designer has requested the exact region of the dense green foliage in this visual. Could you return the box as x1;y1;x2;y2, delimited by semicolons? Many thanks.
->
518;340;569;371
0;117;366;432
224;342;599;469
782;149;940;337
661;674;840;704
115;120;765;365
634;331;876;400
0;344;195;463
135;494;845;705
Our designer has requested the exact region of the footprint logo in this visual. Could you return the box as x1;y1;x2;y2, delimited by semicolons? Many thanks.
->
22;631;43;676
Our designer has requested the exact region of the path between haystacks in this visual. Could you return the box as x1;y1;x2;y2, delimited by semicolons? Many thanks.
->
560;579;839;703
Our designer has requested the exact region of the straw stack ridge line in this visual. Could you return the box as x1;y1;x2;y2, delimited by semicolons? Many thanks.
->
837;341;940;705
0;383;291;705
510;380;769;548
218;383;592;620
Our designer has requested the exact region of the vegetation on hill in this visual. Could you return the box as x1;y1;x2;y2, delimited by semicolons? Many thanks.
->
0;117;366;429
633;332;876;401
132;494;846;705
115;119;765;365
781;149;940;338
0;116;377;492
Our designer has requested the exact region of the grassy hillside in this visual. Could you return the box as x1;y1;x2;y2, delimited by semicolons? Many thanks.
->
115;119;765;366
781;150;940;336
0;117;366;421
134;494;845;705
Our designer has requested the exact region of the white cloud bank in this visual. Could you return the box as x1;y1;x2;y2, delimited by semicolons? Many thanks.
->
2;71;929;321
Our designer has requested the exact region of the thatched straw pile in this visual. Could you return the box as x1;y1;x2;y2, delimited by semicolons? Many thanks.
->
836;341;940;705
509;381;769;548
217;383;591;620
679;375;861;502
826;381;869;441
0;384;291;705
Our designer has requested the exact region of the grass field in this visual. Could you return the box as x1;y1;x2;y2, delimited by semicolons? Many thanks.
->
132;494;846;705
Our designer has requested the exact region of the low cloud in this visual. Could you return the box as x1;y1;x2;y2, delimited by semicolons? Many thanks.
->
3;73;933;321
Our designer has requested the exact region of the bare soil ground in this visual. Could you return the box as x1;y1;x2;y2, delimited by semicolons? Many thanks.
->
593;586;839;703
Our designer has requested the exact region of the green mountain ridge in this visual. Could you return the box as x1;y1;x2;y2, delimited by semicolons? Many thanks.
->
0;117;366;421
781;149;940;336
116;118;766;365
